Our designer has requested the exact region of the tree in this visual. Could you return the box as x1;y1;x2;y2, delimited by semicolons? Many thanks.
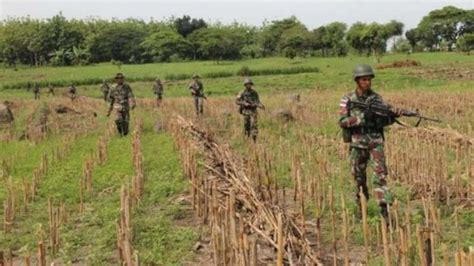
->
416;6;472;51
392;37;411;53
405;29;420;51
88;21;147;63
313;22;348;57
188;26;247;62
70;46;90;65
260;17;303;56
456;33;474;54
140;28;191;62
279;24;312;59
346;20;404;56
174;15;207;37
49;48;72;66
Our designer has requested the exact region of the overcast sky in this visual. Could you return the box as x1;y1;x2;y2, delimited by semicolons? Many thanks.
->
1;0;472;30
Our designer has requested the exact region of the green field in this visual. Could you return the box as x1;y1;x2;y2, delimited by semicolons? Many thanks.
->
0;52;473;265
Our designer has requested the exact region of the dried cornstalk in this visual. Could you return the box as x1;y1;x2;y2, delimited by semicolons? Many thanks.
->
172;115;322;265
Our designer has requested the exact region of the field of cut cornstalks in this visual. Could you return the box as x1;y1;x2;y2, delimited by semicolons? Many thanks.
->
0;53;473;265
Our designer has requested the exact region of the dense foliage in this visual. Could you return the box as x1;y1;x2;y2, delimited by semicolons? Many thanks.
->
0;6;472;67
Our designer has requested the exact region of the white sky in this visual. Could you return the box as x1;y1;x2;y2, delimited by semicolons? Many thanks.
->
1;0;473;30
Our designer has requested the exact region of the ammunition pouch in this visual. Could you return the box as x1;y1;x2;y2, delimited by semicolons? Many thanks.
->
342;128;352;143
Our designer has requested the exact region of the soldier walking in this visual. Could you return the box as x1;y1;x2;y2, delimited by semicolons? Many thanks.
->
68;84;77;101
188;74;205;115
338;64;402;220
33;84;40;100
107;73;136;136
100;80;110;102
152;77;164;107
47;83;55;96
236;78;264;142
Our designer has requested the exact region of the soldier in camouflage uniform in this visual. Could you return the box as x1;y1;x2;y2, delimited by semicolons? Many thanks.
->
338;64;402;219
152;78;164;107
236;78;264;142
100;80;110;102
47;83;55;96
33;84;40;100
107;73;136;136
68;84;77;101
188;74;205;115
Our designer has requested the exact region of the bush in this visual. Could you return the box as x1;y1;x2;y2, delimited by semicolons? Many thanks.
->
237;66;251;76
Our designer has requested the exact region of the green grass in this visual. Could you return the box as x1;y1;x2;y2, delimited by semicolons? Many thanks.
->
1;52;472;265
1;52;472;90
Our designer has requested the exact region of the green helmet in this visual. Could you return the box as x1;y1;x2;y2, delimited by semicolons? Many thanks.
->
243;78;254;85
352;64;375;80
115;73;125;79
155;77;160;81
192;74;200;79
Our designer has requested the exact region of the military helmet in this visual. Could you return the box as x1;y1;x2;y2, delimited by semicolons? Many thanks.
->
192;74;200;79
352;64;375;80
155;77;160;81
243;78;254;85
115;73;125;79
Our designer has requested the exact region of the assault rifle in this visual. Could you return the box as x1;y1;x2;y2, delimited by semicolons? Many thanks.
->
237;100;265;109
348;100;441;127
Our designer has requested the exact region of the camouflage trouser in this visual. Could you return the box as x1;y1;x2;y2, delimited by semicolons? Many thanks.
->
114;110;130;136
193;97;204;115
34;93;40;100
103;92;108;101
70;93;76;101
350;144;393;206
243;112;258;140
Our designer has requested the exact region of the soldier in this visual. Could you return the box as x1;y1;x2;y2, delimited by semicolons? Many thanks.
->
235;78;264;142
100;80;110;102
47;83;55;96
107;73;136;136
68;84;77;101
338;64;402;220
188;74;205;115
33;84;40;100
152;77;164;107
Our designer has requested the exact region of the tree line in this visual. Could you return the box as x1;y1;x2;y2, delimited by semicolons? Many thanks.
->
0;5;472;67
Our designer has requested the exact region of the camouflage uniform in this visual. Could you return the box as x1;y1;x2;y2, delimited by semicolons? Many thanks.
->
339;88;395;216
236;79;262;141
33;84;40;100
108;82;136;136
68;85;77;101
101;81;110;101
188;77;204;115
47;84;55;96
153;80;164;106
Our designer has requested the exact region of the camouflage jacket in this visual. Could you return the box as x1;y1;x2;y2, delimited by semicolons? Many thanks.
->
69;86;76;93
109;83;136;112
338;88;394;149
153;82;163;94
188;81;204;97
101;83;110;93
236;88;261;115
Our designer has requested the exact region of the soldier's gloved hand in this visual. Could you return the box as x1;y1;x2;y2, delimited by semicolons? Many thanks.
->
390;107;403;117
